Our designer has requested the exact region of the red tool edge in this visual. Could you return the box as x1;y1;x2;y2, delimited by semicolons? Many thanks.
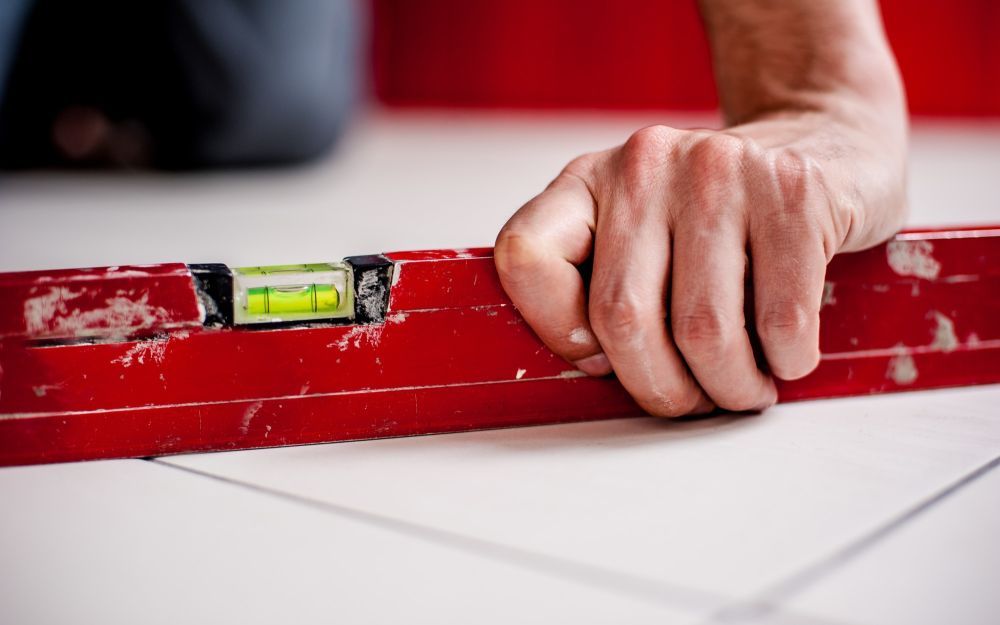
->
1;226;998;466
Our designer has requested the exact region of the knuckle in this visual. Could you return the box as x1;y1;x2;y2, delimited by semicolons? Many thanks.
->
688;132;750;175
672;306;738;358
561;152;600;181
590;296;648;346
768;150;841;260
770;149;823;212
493;230;545;285
617;125;675;190
625;125;675;154
758;301;814;345
772;148;815;179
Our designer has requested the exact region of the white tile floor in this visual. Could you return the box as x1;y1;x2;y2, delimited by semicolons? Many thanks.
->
779;459;1000;625
1;111;999;624
0;460;691;625
160;386;1000;623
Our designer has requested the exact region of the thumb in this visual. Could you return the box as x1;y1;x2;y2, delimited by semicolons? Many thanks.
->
494;170;611;375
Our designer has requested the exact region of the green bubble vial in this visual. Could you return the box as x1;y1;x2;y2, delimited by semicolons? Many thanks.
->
232;263;353;324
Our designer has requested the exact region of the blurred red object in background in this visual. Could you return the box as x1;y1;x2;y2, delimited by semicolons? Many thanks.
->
371;0;1000;117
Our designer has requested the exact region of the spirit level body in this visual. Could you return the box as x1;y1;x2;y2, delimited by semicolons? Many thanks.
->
0;227;998;467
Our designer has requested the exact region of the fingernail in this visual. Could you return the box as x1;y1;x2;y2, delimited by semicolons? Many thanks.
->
574;352;612;376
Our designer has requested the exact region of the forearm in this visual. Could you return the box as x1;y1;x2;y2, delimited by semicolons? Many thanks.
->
698;0;908;251
697;0;905;133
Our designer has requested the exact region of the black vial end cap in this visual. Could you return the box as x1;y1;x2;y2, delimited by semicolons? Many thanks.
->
188;263;233;327
345;255;393;324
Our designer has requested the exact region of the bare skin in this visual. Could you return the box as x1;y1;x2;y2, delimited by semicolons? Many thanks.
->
494;0;908;416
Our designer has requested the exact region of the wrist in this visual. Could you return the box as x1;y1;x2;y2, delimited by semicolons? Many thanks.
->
726;96;908;254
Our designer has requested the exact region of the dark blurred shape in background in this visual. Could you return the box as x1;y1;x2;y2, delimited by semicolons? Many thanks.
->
0;0;359;169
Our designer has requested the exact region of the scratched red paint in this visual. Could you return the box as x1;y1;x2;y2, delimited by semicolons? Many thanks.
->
0;263;203;340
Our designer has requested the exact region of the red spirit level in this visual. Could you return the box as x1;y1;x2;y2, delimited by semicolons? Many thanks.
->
1;227;998;466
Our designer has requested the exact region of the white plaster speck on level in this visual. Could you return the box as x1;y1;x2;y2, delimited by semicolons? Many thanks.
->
23;287;83;334
886;240;942;280
357;271;387;322
387;311;409;324
929;311;959;352
328;324;385;351
102;269;153;279
821;282;837;308
886;346;919;385
31;383;63;398
112;339;169;368
24;288;172;338
239;401;264;435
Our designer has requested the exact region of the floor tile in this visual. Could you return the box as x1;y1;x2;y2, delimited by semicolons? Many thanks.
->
764;456;1000;625
165;385;1000;601
0;459;700;624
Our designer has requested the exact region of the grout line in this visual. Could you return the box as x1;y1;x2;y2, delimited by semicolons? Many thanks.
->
147;457;727;616
702;452;1000;623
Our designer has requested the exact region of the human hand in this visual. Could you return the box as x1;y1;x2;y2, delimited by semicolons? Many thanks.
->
494;112;906;416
